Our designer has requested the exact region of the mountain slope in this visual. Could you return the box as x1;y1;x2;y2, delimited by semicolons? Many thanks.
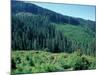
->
54;23;95;55
11;1;96;32
11;1;96;56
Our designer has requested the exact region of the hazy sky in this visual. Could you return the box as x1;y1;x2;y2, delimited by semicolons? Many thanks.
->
28;2;96;21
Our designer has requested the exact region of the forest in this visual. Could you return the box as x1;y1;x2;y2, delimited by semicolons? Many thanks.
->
11;1;96;74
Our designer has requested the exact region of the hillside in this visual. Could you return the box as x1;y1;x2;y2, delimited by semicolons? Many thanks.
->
11;1;96;74
11;1;96;32
55;24;95;55
11;1;96;56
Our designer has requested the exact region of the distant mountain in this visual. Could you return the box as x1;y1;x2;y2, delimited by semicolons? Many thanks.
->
11;1;96;32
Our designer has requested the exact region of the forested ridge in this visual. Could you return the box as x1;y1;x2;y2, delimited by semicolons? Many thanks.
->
11;1;96;74
12;1;96;32
11;1;96;56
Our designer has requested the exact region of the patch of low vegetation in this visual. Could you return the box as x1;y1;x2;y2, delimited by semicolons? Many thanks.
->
11;51;96;74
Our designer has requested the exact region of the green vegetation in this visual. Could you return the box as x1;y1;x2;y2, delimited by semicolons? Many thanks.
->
56;24;94;40
11;51;96;74
55;24;96;56
12;12;96;56
11;1;96;74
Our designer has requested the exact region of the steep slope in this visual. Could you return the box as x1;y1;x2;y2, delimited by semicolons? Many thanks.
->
55;24;95;55
11;1;96;32
11;1;96;56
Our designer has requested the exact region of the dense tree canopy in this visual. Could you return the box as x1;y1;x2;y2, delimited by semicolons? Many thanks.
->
12;13;72;53
11;1;96;56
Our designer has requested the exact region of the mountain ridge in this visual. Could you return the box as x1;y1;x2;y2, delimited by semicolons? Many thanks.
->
11;1;96;31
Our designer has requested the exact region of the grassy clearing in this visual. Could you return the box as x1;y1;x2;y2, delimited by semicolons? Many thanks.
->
11;50;96;74
55;24;94;41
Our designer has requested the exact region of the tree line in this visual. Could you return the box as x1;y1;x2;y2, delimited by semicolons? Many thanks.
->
12;13;72;53
11;13;96;56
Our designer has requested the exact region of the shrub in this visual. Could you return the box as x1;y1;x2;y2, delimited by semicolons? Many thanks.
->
11;51;96;73
41;63;64;72
66;52;90;70
89;61;96;69
11;59;16;70
16;66;23;74
11;70;16;75
56;53;70;69
82;55;96;69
